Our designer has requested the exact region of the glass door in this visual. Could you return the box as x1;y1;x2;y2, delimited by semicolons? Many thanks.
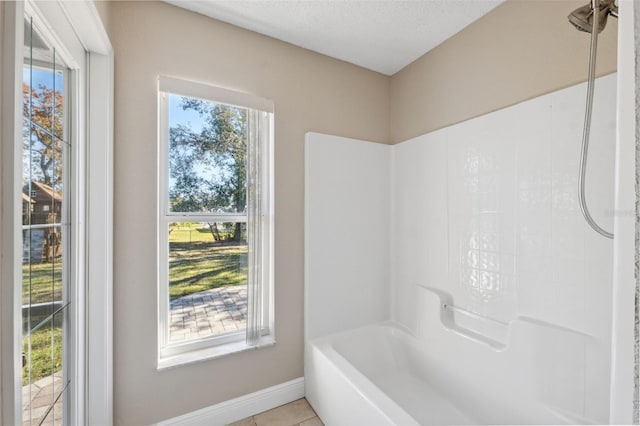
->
21;16;71;426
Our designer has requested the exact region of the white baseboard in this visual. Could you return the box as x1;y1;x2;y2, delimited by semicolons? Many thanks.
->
155;377;305;426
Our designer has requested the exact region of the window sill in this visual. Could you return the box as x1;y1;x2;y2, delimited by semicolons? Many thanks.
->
157;336;276;371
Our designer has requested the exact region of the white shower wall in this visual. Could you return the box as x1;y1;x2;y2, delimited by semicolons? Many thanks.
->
305;133;391;340
393;73;615;329
305;73;617;423
392;73;616;422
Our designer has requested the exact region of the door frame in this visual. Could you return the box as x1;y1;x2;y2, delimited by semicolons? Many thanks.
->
610;0;639;423
0;1;113;424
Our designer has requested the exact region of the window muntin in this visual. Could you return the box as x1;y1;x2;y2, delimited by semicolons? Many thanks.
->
158;78;273;363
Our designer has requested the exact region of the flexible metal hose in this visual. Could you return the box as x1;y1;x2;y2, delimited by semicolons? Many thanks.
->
577;0;614;239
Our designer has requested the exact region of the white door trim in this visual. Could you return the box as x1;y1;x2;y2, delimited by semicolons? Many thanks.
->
1;2;27;424
0;1;113;424
85;47;114;426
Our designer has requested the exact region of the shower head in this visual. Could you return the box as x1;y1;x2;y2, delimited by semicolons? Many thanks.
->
568;0;618;33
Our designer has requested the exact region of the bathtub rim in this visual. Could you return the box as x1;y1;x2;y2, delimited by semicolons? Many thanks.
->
305;320;597;425
305;320;421;426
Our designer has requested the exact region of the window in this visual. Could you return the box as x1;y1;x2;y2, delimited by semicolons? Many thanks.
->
157;77;274;366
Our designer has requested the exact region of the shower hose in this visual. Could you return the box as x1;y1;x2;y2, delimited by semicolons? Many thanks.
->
578;0;614;239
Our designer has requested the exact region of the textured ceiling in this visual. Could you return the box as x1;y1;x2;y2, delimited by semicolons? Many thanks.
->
165;0;504;75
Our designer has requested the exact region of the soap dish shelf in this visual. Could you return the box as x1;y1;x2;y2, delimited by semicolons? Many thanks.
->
440;302;509;350
418;285;593;351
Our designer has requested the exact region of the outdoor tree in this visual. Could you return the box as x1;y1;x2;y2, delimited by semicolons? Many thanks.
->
169;98;247;242
22;82;64;189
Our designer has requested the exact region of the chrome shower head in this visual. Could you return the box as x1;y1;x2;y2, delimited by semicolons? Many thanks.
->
568;0;618;33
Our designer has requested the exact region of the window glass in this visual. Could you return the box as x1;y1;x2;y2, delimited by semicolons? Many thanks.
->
168;221;248;343
168;95;248;214
22;17;70;425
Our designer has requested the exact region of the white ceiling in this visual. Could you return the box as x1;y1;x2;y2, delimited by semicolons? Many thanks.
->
165;0;504;76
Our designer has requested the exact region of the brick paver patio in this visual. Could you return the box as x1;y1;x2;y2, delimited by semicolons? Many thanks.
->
22;371;64;426
169;285;247;342
22;286;246;424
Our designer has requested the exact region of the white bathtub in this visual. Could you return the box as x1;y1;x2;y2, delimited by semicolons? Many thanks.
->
305;322;476;426
305;321;593;425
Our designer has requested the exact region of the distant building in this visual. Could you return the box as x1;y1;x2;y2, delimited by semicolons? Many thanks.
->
22;181;63;262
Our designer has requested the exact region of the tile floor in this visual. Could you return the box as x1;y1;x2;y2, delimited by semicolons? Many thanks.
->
228;398;323;426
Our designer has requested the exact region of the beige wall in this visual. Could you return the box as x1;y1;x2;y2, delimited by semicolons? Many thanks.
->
390;0;618;143
108;1;389;424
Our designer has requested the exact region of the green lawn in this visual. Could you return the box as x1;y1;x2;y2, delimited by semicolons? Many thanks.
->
169;222;248;300
22;261;62;305
22;260;63;385
23;325;62;385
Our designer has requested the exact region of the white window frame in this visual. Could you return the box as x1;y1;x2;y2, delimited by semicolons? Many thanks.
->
157;77;274;368
1;1;113;425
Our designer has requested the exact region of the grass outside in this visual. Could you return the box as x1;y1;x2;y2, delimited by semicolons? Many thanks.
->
23;325;62;385
22;261;62;305
169;222;248;300
22;260;63;385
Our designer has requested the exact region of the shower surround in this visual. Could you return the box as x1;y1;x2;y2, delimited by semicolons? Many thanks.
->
305;73;617;424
